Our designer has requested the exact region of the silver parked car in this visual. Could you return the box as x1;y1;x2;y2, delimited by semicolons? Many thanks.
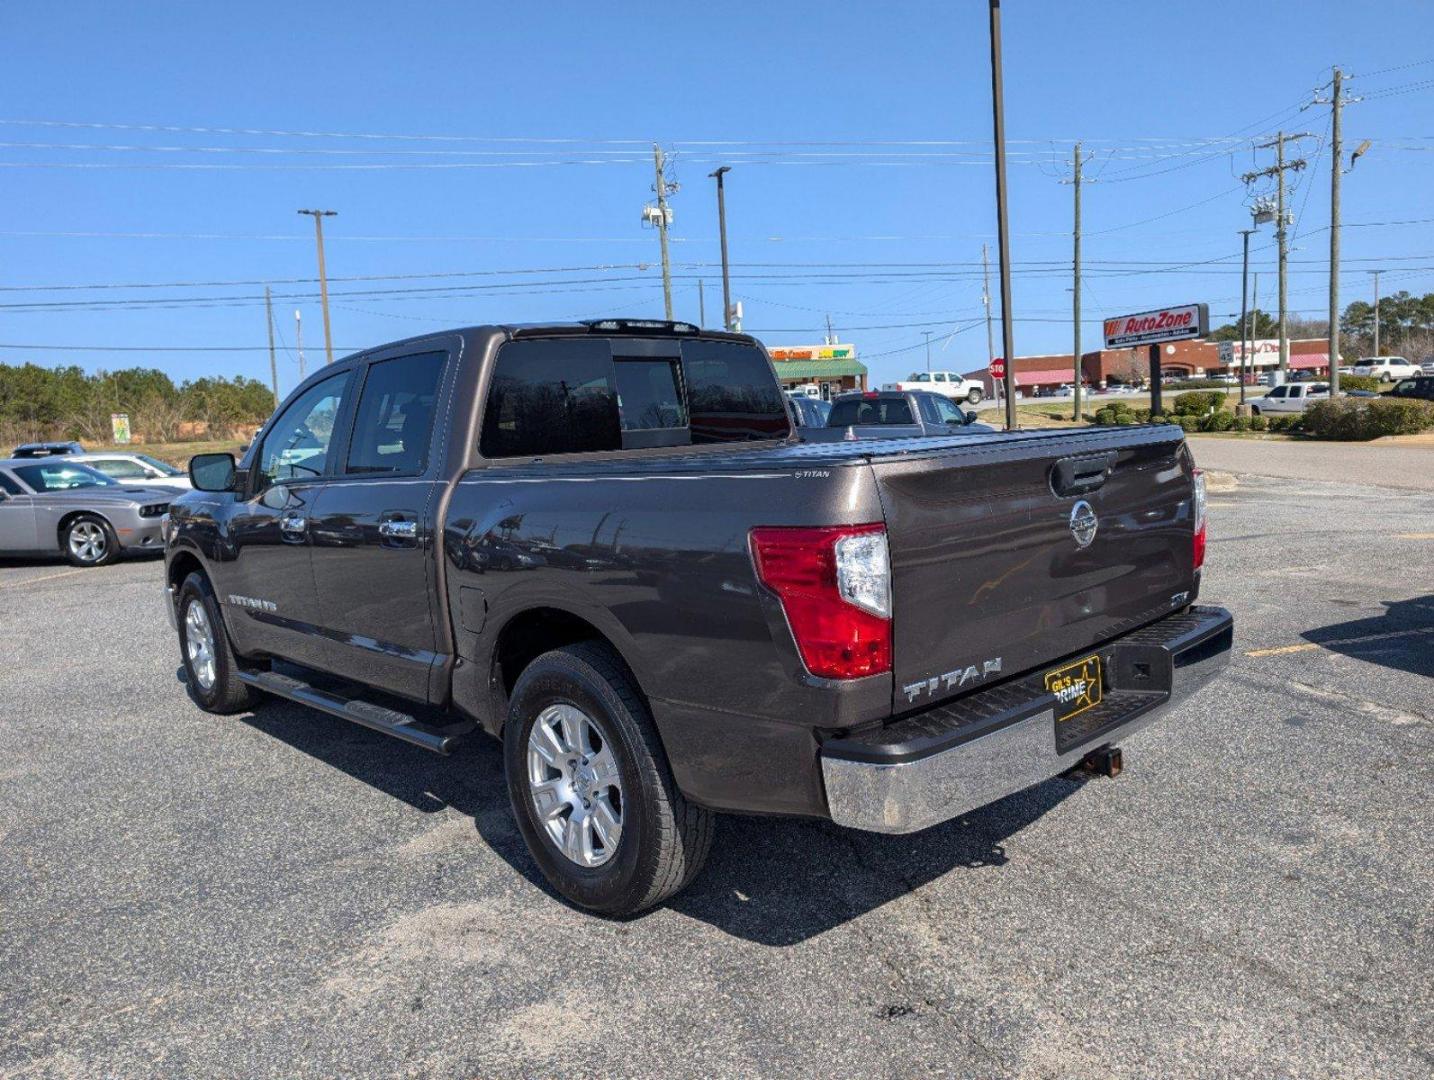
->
0;457;174;566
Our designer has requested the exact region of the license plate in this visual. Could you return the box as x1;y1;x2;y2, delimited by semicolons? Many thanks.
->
1044;654;1103;723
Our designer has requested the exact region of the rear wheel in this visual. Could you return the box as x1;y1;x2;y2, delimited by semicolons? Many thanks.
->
177;572;258;714
62;514;119;567
504;642;713;916
967;387;983;404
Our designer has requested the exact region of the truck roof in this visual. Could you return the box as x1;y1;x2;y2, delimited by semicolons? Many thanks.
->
327;319;760;363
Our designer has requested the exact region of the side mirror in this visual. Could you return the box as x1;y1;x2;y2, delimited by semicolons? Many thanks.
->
189;452;237;492
964;411;978;425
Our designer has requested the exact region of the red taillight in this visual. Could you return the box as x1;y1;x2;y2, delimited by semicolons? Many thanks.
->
750;524;892;680
1192;468;1207;570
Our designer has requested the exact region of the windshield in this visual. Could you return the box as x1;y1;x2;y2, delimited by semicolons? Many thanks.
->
135;453;184;476
14;462;119;492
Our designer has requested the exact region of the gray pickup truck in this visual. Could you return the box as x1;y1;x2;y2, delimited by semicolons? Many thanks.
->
801;388;993;442
164;319;1231;915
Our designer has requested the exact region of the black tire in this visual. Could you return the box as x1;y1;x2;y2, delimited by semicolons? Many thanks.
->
177;571;259;714
967;387;983;404
62;513;119;567
1249;405;1261;416
503;642;714;916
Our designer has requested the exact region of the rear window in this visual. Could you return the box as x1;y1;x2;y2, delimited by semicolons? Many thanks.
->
828;397;915;427
479;337;789;458
679;339;790;443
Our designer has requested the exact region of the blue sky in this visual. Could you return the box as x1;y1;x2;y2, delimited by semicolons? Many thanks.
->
1;0;1431;393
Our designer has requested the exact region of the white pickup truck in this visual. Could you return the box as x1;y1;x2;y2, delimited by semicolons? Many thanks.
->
1250;382;1330;415
881;370;984;404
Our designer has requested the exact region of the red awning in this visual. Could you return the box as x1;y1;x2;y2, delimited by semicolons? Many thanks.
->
1289;353;1329;369
1014;368;1073;386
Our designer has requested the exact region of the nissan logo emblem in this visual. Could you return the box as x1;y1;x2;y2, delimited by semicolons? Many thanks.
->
1069;500;1098;548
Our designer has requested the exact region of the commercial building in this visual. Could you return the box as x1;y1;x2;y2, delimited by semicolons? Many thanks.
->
964;338;1335;397
767;344;868;399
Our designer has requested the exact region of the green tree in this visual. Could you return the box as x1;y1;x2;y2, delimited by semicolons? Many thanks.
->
1209;308;1278;342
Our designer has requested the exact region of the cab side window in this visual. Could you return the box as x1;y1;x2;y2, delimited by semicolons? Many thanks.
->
0;471;22;495
258;372;349;486
480;339;620;458
346;352;447;475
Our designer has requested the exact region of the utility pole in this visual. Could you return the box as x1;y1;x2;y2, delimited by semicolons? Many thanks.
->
1249;273;1258;391
652;145;675;320
295;310;306;383
1314;68;1360;392
1243;134;1309;381
826;313;835;346
698;280;706;328
709;166;733;330
297;209;337;364
1062;142;1094;420
924;331;933;373
987;0;1018;430
1238;229;1255;407
264;286;279;405
1371;269;1381;356
981;243;996;364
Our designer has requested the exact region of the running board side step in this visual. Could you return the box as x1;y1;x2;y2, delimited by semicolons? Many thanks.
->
238;669;474;755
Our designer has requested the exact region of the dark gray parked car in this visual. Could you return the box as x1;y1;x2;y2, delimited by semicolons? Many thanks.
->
0;457;173;566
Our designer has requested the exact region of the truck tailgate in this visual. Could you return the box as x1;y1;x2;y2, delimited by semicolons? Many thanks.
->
870;426;1196;712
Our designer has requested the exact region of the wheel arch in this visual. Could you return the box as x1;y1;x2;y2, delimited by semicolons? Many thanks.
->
55;508;112;549
167;547;208;592
488;605;650;734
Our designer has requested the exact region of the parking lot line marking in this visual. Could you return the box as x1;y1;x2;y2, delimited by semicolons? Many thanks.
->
1246;625;1434;658
0;568;90;590
1246;643;1320;657
1395;532;1434;540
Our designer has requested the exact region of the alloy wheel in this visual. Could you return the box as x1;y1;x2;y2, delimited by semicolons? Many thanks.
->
526;703;623;868
68;521;107;563
185;599;217;691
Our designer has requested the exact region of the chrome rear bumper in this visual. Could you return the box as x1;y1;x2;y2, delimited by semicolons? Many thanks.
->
820;606;1233;834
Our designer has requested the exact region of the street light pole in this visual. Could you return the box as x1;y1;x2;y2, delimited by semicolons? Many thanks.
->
1238;228;1255;407
987;0;1019;430
297;209;337;364
710;166;733;331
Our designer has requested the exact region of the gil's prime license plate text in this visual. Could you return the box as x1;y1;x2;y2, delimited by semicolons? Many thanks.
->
1044;654;1103;722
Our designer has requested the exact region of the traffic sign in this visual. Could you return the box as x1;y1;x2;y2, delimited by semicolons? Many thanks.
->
989;357;1006;380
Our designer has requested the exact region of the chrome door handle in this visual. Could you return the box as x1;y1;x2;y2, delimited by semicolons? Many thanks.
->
378;519;418;540
280;513;307;534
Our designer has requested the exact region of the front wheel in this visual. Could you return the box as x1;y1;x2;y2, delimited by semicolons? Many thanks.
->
966;387;983;404
177;572;259;714
504;642;713;916
62;514;119;567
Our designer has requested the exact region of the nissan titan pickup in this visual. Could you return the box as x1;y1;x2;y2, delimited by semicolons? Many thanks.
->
163;319;1232;915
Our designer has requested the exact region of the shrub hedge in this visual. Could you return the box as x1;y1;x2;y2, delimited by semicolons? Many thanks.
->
1303;398;1434;440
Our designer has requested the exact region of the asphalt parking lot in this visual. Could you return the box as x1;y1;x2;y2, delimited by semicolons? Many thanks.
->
2;451;1431;1078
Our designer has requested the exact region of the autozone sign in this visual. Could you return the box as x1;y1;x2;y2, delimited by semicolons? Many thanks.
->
1103;303;1208;349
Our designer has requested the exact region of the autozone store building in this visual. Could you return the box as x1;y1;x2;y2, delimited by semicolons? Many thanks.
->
964;338;1335;396
767;344;868;398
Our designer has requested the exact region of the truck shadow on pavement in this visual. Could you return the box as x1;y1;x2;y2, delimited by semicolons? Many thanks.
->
217;682;1088;945
1300;594;1434;679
